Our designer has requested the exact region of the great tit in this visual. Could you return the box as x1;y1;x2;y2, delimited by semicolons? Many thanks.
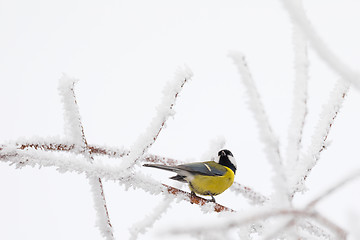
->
143;149;236;202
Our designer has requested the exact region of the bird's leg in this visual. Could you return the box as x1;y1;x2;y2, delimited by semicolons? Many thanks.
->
190;191;197;204
208;192;216;203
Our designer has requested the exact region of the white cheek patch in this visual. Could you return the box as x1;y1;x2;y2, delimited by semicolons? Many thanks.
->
228;155;237;169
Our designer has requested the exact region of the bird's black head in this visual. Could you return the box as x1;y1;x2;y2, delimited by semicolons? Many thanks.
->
216;149;237;174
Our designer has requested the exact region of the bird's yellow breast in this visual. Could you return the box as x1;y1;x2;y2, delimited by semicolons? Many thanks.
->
188;166;235;196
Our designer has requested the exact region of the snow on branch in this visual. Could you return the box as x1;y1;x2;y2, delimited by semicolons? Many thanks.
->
120;66;193;170
0;142;182;182
286;0;309;168
58;75;90;155
306;170;360;209
230;182;268;205
3;137;128;159
129;195;174;240
290;79;350;195
263;213;340;240
58;75;114;240
166;208;346;239
229;52;289;203
298;220;336;240
144;154;181;166
270;79;350;238
89;177;114;238
263;169;360;240
164;184;234;213
279;0;360;89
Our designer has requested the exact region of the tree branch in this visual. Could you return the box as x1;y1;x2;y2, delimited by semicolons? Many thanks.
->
121;66;193;169
290;80;349;195
164;184;234;213
279;0;360;88
58;75;114;240
166;208;345;239
229;52;290;203
286;0;309;168
229;182;268;205
263;170;360;240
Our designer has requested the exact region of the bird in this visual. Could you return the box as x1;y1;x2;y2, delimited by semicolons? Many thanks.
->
143;149;236;203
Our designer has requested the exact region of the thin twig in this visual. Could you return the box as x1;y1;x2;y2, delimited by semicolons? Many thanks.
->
59;76;114;240
311;212;347;240
2;142;128;158
279;0;360;88
164;184;235;213
166;208;345;239
229;182;268;205
121;67;193;169
263;218;298;240
291;80;349;195
298;220;335;240
306;170;360;209
263;170;360;240
129;194;174;240
229;52;289;201
286;0;309;168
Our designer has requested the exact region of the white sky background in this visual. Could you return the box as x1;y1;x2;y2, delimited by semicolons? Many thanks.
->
1;0;360;239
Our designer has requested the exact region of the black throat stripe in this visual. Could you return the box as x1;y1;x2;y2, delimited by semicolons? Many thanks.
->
219;156;236;174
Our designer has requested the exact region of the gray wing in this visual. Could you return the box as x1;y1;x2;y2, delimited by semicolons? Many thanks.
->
176;162;226;176
143;162;226;176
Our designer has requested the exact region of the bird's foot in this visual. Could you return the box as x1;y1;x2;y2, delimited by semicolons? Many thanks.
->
190;191;197;204
208;192;216;203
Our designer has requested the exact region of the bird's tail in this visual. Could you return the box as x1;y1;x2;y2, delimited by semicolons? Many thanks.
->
143;164;188;183
143;163;179;172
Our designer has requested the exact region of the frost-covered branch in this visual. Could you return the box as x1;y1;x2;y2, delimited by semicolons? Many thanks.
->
298;220;335;240
311;212;347;240
264;170;360;239
306;170;360;209
129;195;174;240
263;215;337;240
58;75;114;240
58;75;92;156
286;0;309;168
290;80;349;194
230;182;268;205
164;184;234;213
279;0;360;89
144;154;180;166
121;66;193;170
166;209;345;239
0;142;182;171
3;139;147;159
229;52;289;203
